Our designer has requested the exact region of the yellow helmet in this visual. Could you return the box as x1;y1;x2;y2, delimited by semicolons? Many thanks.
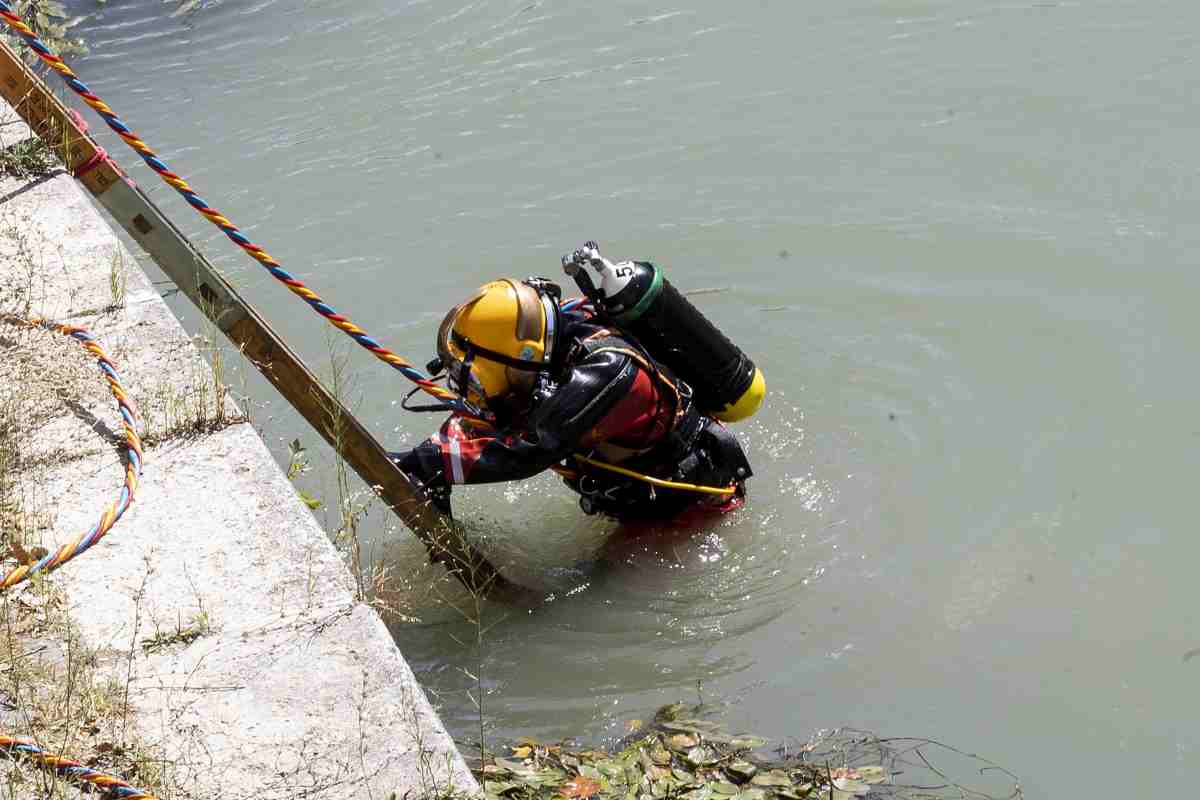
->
436;279;558;408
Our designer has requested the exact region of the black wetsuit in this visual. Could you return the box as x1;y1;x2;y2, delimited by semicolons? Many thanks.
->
393;316;751;520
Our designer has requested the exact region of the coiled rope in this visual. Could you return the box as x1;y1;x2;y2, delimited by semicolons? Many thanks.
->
0;317;151;798
0;1;481;421
0;317;143;590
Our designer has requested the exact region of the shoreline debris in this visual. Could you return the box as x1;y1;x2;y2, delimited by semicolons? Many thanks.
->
475;703;1022;800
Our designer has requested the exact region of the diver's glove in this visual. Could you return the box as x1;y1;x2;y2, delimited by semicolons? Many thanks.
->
389;446;452;515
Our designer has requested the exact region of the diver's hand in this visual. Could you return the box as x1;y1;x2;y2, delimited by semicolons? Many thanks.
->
389;448;452;515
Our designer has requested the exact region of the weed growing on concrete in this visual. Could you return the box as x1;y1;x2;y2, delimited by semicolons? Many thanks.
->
0;403;168;798
140;609;212;655
0;278;175;798
134;320;250;447
0;588;175;799
106;246;127;311
394;674;469;800
0;136;56;180
286;437;324;510
318;332;374;600
135;361;245;447
0;384;19;540
0;211;48;319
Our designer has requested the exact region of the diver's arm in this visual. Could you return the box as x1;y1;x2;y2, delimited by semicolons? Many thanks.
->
394;350;636;487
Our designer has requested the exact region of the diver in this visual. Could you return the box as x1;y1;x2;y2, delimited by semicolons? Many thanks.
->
391;242;765;521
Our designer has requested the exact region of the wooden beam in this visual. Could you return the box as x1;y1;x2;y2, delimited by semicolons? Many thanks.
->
0;41;532;604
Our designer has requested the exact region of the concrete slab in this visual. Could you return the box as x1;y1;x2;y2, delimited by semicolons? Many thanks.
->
1;295;234;467
43;425;474;798
0;103;32;144
0;169;159;321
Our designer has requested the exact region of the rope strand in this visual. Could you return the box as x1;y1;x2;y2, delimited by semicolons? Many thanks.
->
0;317;143;590
0;316;154;799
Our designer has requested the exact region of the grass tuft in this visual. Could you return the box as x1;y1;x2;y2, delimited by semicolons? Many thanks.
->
0;137;57;180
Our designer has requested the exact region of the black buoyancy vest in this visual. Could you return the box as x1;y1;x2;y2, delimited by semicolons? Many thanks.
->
563;325;705;465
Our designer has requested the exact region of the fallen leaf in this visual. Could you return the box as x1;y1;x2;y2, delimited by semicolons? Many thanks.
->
829;769;872;796
750;771;792;787
654;703;687;723
728;736;768;750
579;765;603;781
650;745;672;766
733;791;770;800
646;765;672;781
511;746;533;759
672;767;695;783
7;542;34;565
485;779;521;795
683;746;718;767
832;777;870;794
666;733;699;752
855;766;886;785
670;719;720;731
561;776;602;798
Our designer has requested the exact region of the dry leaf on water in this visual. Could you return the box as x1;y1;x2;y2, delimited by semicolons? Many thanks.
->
560;775;602;798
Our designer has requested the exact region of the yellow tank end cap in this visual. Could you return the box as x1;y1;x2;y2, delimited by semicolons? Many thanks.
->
713;368;765;423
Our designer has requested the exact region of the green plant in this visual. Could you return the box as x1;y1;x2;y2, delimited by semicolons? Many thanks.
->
106;247;127;311
317;332;373;600
0;1;87;62
286;437;323;510
140;610;211;655
0;136;57;179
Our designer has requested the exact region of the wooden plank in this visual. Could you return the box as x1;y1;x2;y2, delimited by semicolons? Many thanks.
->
0;47;122;197
0;41;530;603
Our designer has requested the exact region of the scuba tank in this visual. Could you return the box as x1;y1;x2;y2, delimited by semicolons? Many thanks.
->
563;243;765;423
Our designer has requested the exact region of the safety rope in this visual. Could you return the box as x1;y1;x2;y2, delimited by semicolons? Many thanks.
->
0;736;155;799
0;317;152;798
0;1;482;422
0;317;143;590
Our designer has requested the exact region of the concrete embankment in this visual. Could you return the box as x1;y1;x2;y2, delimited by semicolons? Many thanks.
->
0;98;477;798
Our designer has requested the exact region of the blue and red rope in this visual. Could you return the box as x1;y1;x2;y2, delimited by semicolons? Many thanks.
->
0;318;143;590
0;736;155;799
0;316;151;798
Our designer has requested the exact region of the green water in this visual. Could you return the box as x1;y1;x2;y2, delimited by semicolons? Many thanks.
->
56;1;1200;795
